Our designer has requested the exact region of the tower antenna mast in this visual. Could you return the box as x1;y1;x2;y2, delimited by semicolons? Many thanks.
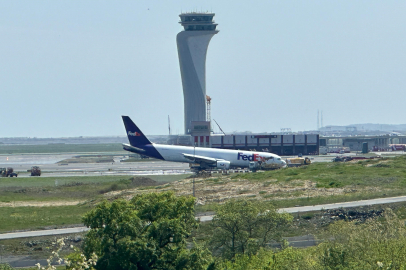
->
213;119;226;135
168;115;171;135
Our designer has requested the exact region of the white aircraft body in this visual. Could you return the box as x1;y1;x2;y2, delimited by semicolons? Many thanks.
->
122;116;286;170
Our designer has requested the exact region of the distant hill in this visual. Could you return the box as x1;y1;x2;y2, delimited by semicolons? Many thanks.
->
0;135;169;145
350;124;406;132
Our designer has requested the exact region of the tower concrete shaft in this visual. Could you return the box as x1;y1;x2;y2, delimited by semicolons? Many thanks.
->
177;13;218;134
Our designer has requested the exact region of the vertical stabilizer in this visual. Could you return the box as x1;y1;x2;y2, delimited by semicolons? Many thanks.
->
122;116;152;147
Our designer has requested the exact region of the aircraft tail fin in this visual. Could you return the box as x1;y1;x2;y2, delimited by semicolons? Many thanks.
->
122;116;152;147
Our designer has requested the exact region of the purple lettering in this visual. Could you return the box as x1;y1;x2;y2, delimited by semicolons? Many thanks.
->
237;152;244;160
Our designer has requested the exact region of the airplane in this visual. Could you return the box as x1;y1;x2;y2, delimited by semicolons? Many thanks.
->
121;116;286;171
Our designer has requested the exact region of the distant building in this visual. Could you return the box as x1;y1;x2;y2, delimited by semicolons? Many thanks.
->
177;13;218;134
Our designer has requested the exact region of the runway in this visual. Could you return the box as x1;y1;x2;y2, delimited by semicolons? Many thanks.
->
0;153;191;177
0;152;345;178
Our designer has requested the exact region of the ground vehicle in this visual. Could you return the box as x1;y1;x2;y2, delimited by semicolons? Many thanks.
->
0;167;18;177
30;166;41;176
286;157;311;167
248;160;282;172
332;156;353;162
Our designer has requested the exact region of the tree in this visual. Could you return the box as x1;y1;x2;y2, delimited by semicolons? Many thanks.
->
218;247;314;270
0;264;14;270
82;192;213;270
317;209;406;269
210;199;292;259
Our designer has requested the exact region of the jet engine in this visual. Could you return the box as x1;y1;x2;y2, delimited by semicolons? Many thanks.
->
216;160;231;169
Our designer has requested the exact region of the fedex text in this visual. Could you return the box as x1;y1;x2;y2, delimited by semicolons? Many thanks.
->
128;131;141;136
237;152;263;161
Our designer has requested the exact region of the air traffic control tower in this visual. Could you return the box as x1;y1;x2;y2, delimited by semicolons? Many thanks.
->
177;13;218;134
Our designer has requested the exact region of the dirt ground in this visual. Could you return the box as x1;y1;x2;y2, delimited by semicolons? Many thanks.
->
104;175;385;205
0;201;84;207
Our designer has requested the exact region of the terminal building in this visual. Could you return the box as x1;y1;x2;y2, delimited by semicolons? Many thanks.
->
320;135;406;151
206;134;319;155
168;132;320;155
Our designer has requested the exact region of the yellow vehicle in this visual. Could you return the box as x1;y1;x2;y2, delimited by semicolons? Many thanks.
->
285;157;311;167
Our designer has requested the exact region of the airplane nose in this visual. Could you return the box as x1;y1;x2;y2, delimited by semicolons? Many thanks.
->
281;160;287;166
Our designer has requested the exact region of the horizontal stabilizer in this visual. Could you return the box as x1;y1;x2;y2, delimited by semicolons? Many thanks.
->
122;143;146;153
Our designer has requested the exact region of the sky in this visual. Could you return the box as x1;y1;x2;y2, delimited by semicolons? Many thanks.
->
1;1;405;137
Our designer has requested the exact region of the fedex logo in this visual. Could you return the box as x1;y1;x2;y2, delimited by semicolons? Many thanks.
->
237;152;263;161
128;131;141;136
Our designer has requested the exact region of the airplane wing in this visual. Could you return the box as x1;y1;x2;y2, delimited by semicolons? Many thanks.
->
182;153;218;165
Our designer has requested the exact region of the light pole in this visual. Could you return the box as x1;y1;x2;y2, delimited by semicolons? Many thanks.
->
193;145;196;197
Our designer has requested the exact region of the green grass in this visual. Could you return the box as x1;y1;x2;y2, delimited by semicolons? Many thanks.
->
0;205;92;233
0;174;189;188
232;156;406;190
270;189;405;209
0;143;123;154
0;174;191;202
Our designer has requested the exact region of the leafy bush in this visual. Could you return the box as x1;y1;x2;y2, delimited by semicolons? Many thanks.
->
210;199;292;259
0;264;13;270
82;192;213;270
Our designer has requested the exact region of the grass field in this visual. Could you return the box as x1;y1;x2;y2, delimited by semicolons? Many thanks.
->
0;174;189;188
0;174;190;202
0;205;92;233
233;156;406;189
0;174;190;233
1;156;406;234
1;156;406;265
0;143;124;154
119;155;406;213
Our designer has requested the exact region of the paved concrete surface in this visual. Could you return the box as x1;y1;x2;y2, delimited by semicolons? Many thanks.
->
277;195;406;213
0;227;89;240
277;235;317;248
198;195;406;221
0;153;191;177
0;152;350;178
0;256;63;268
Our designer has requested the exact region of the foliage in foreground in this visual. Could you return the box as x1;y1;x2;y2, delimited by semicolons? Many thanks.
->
6;196;406;269
316;208;406;269
220;209;406;270
0;264;14;270
216;247;315;270
210;199;292;259
82;192;213;270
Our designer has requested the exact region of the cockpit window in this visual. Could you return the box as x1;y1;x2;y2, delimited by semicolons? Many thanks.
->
277;158;281;160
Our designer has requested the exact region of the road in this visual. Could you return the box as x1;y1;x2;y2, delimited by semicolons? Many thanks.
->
3;194;406;240
0;227;89;240
277;195;406;213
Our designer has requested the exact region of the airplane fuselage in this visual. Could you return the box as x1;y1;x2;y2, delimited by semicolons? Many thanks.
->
121;116;286;170
124;143;286;169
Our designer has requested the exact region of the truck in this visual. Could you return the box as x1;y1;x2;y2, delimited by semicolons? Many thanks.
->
30;166;41;176
332;156;353;162
0;167;18;177
285;157;311;167
248;160;285;172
